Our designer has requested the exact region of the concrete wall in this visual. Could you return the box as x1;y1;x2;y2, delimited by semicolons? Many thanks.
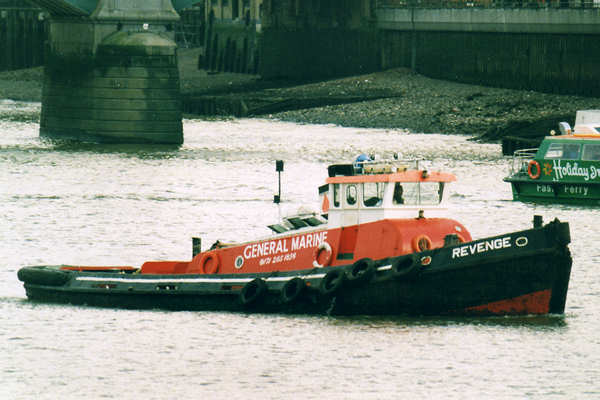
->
259;0;379;79
204;0;379;79
377;8;600;34
259;27;379;79
377;7;600;96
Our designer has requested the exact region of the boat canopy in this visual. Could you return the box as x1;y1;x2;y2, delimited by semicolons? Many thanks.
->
326;169;456;184
557;110;600;137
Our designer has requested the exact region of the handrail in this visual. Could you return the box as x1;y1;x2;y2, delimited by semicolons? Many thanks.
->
508;148;539;175
514;148;538;158
376;0;600;9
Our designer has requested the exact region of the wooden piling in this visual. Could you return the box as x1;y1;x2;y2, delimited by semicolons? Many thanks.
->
0;3;47;71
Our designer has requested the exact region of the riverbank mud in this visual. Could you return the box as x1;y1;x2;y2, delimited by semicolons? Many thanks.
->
1;48;598;143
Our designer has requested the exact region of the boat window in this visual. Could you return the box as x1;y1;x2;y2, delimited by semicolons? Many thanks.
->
582;144;600;161
393;183;404;204
346;185;357;206
400;182;444;205
544;143;581;160
363;182;386;207
333;184;340;208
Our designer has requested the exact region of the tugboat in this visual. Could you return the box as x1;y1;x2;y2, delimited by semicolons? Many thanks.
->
504;110;600;205
18;156;572;316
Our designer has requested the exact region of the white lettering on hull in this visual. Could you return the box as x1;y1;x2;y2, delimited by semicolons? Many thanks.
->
563;186;589;196
553;160;600;182
535;184;589;196
243;231;328;261
452;237;512;259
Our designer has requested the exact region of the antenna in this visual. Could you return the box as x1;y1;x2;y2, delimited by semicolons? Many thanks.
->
274;160;284;203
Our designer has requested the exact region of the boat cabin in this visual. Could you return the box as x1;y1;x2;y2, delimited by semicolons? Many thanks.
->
540;137;600;161
265;158;456;237
507;110;600;178
321;159;456;229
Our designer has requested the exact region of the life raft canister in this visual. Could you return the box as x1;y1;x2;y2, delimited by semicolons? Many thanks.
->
527;160;541;180
412;235;432;252
313;241;333;268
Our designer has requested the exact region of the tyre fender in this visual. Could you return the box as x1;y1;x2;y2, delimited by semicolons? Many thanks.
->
391;254;419;280
346;258;376;285
240;278;267;305
319;269;345;295
280;277;306;303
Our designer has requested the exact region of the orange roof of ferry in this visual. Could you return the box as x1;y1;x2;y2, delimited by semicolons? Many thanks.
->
326;170;456;184
546;134;600;140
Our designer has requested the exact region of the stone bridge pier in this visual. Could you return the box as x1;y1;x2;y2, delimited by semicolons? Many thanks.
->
30;0;195;144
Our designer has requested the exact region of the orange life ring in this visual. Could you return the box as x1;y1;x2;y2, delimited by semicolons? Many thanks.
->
199;251;220;274
527;160;541;180
313;242;333;268
412;235;432;253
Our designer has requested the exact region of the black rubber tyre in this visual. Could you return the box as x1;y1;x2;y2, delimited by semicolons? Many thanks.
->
391;254;419;280
319;269;345;295
280;277;306;304
346;258;376;285
240;278;267;305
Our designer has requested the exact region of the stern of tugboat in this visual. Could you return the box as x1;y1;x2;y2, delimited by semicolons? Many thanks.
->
327;216;572;316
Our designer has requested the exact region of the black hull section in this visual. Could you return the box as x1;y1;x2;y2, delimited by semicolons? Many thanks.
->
18;220;572;316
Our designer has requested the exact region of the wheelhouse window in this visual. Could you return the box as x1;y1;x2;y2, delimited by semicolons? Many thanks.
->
333;184;340;208
346;185;357;206
582;144;600;161
400;182;445;205
363;182;386;207
544;143;581;160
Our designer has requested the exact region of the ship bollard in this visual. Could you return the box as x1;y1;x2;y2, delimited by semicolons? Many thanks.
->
533;215;543;228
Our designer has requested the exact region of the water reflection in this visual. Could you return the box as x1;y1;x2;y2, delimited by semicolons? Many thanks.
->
1;112;599;399
328;314;568;330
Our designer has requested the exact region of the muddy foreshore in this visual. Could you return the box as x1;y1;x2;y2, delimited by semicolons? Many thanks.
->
1;48;599;144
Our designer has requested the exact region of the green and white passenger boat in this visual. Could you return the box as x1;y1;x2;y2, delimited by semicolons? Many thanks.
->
504;110;600;205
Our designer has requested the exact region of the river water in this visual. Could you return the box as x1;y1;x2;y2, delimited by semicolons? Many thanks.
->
1;99;599;399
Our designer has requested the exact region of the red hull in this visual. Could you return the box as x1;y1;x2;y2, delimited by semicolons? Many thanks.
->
463;290;552;315
141;218;472;275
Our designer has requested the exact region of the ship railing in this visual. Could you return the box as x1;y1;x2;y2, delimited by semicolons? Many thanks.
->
375;0;600;10
356;158;426;173
509;148;538;175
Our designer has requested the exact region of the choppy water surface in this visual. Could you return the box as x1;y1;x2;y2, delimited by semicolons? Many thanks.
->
1;100;599;399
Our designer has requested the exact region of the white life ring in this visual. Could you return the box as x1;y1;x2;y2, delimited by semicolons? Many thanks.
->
312;241;333;268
